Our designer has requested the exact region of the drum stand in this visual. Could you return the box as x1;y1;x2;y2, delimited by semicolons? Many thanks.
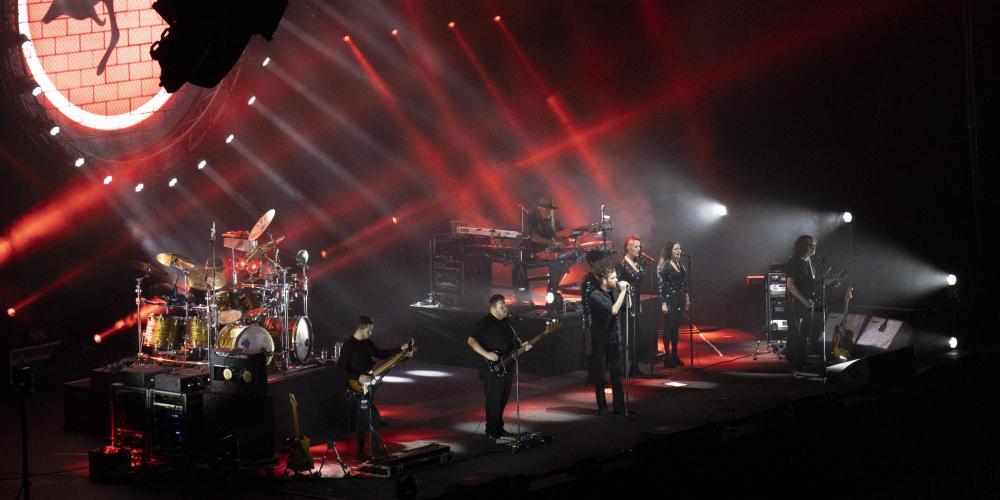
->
134;275;147;363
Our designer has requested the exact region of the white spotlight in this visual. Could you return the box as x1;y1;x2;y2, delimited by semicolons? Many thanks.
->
74;157;85;167
247;96;256;105
262;57;270;67
32;86;42;96
49;126;60;135
225;134;234;144
168;177;178;187
712;203;728;217
946;274;957;286
545;292;555;304
197;160;207;170
134;183;144;193
842;211;853;223
948;337;958;350
103;175;113;185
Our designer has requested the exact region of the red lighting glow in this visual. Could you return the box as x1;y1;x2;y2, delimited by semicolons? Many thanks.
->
93;334;101;343
493;15;501;22
391;29;399;36
391;216;398;224
6;308;15;317
320;250;328;259
448;21;455;28
342;35;351;43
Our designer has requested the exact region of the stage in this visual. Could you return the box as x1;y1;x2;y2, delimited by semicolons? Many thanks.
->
4;328;995;499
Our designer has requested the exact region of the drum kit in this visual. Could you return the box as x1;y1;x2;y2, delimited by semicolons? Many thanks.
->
132;209;312;368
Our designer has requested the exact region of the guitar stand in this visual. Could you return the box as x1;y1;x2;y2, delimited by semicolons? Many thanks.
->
317;440;351;478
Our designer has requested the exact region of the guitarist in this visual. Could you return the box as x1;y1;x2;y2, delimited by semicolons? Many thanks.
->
336;315;410;460
467;294;531;441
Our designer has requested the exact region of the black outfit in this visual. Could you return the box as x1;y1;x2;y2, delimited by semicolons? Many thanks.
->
657;261;687;366
336;336;402;457
472;313;518;437
513;210;568;300
785;256;817;370
581;272;601;381
616;258;645;374
589;287;624;413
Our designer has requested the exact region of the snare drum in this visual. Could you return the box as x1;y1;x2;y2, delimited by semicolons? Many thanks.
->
218;323;274;364
213;289;242;325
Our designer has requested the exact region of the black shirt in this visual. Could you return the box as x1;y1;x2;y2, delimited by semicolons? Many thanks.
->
589;287;621;343
471;313;517;354
616;258;644;317
581;272;601;321
657;262;687;309
526;210;563;251
786;256;815;300
336;336;401;378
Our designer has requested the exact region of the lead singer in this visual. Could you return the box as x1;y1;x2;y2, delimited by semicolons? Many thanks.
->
589;268;630;415
657;242;689;367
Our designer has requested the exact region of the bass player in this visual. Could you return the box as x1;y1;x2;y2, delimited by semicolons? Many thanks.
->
467;294;531;441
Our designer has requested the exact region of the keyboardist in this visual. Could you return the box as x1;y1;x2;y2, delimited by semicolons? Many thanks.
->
513;196;571;306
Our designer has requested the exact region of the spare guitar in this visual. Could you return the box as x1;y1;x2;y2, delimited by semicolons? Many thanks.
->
286;393;313;473
488;319;561;377
347;338;415;396
831;287;855;361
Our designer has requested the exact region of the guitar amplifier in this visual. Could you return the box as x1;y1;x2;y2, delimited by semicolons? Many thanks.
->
210;349;268;397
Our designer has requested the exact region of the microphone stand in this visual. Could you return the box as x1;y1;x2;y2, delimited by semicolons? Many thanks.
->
509;317;524;449
622;285;633;416
685;254;695;368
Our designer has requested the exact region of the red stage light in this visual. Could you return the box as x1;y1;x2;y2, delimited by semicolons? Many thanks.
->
343;35;351;43
391;29;399;36
391;216;398;224
6;308;15;317
103;175;113;185
448;21;455;28
93;334;102;344
320;250;328;259
493;16;501;22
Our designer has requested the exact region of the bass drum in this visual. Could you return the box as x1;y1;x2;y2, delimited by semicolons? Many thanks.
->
264;316;312;363
218;324;275;364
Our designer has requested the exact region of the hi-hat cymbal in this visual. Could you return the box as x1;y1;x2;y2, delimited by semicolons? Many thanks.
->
186;267;227;291
248;209;275;242
155;252;196;271
129;259;167;279
245;235;285;262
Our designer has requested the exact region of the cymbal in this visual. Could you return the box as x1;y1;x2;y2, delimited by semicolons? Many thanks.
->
186;267;227;291
129;259;167;279
155;252;196;271
248;209;275;241
245;235;285;261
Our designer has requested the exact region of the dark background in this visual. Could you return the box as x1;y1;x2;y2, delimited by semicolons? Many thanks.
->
2;0;997;382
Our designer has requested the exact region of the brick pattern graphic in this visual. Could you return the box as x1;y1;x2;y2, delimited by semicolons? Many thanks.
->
26;0;171;122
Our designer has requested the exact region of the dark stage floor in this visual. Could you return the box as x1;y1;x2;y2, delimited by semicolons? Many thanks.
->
2;329;996;500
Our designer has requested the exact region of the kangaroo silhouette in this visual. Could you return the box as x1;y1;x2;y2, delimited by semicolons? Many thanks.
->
42;0;119;75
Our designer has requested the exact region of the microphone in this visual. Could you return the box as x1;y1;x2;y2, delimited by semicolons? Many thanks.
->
210;221;216;241
640;252;656;262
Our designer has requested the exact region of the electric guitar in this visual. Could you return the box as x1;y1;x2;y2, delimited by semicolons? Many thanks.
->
286;393;313;472
347;338;415;396
831;287;855;360
487;319;560;377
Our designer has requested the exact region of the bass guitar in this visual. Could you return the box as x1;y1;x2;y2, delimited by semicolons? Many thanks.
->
347;338;415;396
487;319;560;377
831;287;855;361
